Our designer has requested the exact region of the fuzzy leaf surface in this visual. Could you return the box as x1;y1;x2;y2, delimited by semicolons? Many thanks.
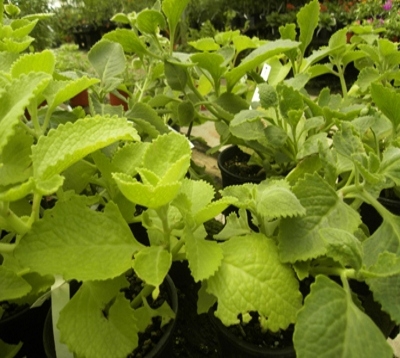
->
10;49;54;77
0;266;31;301
207;233;302;331
294;275;393;358
58;279;138;358
14;199;142;281
279;174;361;263
32;116;139;180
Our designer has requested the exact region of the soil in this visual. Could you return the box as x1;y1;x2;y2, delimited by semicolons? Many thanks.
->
223;155;265;180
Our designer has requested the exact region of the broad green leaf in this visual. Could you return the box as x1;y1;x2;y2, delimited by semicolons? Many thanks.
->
142;132;191;179
371;83;400;130
164;60;188;91
214;92;249;115
0;72;51;152
0;178;34;202
379;146;400;186
134;299;175;332
0;127;33;186
112;142;149;176
294;275;393;358
297;0;320;56
333;122;365;159
32;116;139;180
221;183;255;209
132;246;172;287
34;174;64;196
177;178;215;214
225;39;300;92
279;174;361;263
368;252;400;277
214;209;252;240
14;199;142;281
319;228;363;270
59;279;138;358
0;340;23;358
10;50;55;77
197;281;217;314
0;266;31;301
207;233;302;331
232;35;258;54
177;100;195;126
103;29;149;57
185;228;223;281
136;9;166;35
230;109;266;141
113;172;181;209
191;52;226;86
127;102;169;135
0;36;34;53
88;40;126;92
188;37;220;51
357;67;380;91
195;197;238;225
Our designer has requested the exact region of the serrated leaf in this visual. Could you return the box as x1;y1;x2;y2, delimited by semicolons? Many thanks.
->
221;184;256;209
32;116;139;180
14;199;142;281
112;142;149;177
333;122;365;159
34;174;64;196
319;228;363;270
133;246;171;287
214;209;252;240
136;9;166;35
0;72;51;152
134;298;175;332
189;37;220;51
0;266;32;301
126;102;169;135
297;0;320;56
229;110;266;141
185;228;223;281
232;35;258;54
207;233;302;331
279;174;361;263
195;197;238;225
10;50;55;77
371;82;400;130
59;279;138;358
0;36;34;53
190;52;226;85
103;29;149;57
294;275;393;358
0;178;34;202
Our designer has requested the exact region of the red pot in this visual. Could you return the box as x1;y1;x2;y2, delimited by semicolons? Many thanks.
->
109;90;129;111
69;90;89;108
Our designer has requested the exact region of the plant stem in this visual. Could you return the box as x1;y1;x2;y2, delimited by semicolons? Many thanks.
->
0;242;16;254
131;284;154;309
0;202;30;235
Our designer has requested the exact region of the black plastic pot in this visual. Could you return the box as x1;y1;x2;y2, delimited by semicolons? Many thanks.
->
43;275;178;358
208;308;295;358
217;146;265;188
0;299;50;357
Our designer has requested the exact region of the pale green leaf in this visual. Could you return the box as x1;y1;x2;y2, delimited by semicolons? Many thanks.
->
32;116;139;180
197;282;217;314
134;299;175;332
127;102;169;135
59;279;138;358
214;209;252;240
368;252;400;277
232;35;258;54
207;233;302;331
162;0;190;42
189;37;220;51
185;228;223;281
229;110;266;141
112;142;149;176
297;0;320;56
195;197;238;225
0;340;23;357
10;50;55;77
371;83;400;130
0;266;31;301
178;179;215;215
221;184;255;209
0;72;51;152
14;199;142;281
136;9;166;35
191;52;226;85
33;174;64;196
0;178;34;202
379;146;400;186
0;36;34;53
133;246;172;287
294;275;393;358
103;29;149;57
279;174;361;263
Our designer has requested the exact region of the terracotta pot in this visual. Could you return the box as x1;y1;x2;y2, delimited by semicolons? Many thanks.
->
109;90;129;111
69;90;89;108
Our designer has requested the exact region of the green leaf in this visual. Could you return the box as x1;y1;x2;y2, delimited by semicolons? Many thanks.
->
191;52;226;86
59;279;138;358
133;246;172;287
0;72;51;152
188;37;220;51
10;50;54;77
229;110;266;141
232;35;258;54
177;100;195;126
32;116;139;180
379;146;400;186
279;174;361;263
164;60;188;91
88;40;126;92
112;142;149;177
294;275;393;358
371;83;400;130
0;340;23;358
103;29;149;57
225;39;300;92
136;9;166;35
0;266;31;301
14;199;142;281
0;126;33;186
214;209;252;240
319;228;363;270
207;233;302;331
195;197;237;225
185;228;223;282
162;0;190;43
333;122;365;160
127;102;169;135
134;298;175;332
297;0;320;56
0;178;34;202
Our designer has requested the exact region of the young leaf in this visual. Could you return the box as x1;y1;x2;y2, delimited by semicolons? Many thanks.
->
162;0;190;44
164;60;188;91
294;275;393;358
190;52;226;86
136;9;166;35
103;29;149;57
14;199;143;281
32;116;139;180
10;49;55;77
297;0;320;56
207;233;302;331
58;279;138;358
371;83;400;131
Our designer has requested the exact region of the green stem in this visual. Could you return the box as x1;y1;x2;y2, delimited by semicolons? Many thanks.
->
27;192;43;227
171;238;185;258
0;202;30;235
0;242;16;254
29;102;43;137
131;284;155;309
41;109;53;134
138;63;153;103
337;66;348;100
157;205;171;249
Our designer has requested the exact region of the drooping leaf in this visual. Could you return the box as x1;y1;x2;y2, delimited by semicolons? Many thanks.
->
294;275;393;358
14;199;143;281
207;233;302;331
58;279;138;358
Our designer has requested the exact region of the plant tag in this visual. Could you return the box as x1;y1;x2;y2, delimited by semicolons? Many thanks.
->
250;64;272;104
51;276;74;358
